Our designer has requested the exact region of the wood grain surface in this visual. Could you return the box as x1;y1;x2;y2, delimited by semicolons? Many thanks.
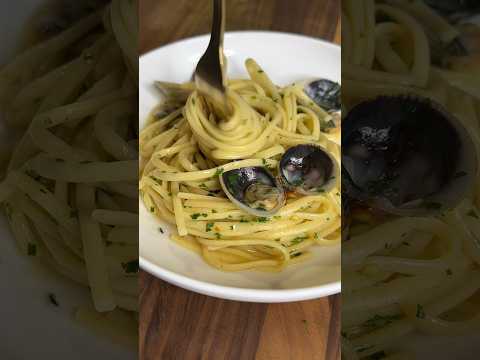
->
139;1;341;359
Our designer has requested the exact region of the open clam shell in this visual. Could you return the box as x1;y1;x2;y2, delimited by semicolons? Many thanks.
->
342;96;477;216
219;166;286;217
279;144;339;195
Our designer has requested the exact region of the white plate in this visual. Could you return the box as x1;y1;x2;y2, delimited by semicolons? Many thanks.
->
139;31;341;302
0;1;133;358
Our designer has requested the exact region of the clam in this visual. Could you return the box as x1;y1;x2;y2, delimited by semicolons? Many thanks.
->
342;96;477;216
219;167;285;217
424;0;480;17
303;79;341;136
304;79;341;113
279;144;339;195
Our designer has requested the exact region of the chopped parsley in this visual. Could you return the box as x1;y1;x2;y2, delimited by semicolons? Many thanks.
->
453;171;467;179
291;252;303;258
27;243;37;256
121;260;139;274
227;172;240;184
150;207;155;213
25;169;40;180
215;232;221;239
416;304;426;319
292;179;304;186
239;219;249;223
467;209;479;219
291;236;308;245
48;293;59;307
214;168;224;177
206;222;214;232
262;158;267;165
423;201;442;210
363;314;402;329
258;69;264;73
446;268;453;276
212;209;217;213
159;227;164;234
257;217;269;223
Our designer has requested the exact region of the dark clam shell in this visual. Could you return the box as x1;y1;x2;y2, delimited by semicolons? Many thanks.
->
342;96;477;215
279;144;338;195
424;0;480;16
220;167;285;217
304;79;341;113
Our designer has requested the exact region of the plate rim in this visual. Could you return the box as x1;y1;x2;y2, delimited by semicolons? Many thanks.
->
139;30;341;302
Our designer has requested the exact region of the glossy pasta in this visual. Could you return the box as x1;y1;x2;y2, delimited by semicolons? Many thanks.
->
343;1;480;359
0;0;138;347
140;59;341;272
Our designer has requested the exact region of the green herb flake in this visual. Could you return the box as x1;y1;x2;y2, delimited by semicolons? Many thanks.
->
27;243;37;256
230;225;234;230
239;219;249;223
150;207;155;213
159;227;164;234
191;213;201;220
291;252;303;258
214;168;224;177
212;209;218;213
446;268;453;276
416;304;426;319
258;69;264;73
453;171;467;179
363;314;402;329
121;260;139;274
291;236;308;245
424;201;442;210
262;158;267;165
48;293;59;307
206;222;214;232
257;217;269;223
467;209;479;219
215;232;221;239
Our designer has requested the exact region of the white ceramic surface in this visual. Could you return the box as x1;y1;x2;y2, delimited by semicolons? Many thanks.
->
139;32;341;302
0;1;133;359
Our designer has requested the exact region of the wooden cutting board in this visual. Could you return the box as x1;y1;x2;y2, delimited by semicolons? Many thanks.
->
139;1;341;359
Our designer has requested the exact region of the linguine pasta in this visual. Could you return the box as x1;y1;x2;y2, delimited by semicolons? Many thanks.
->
140;58;341;272
343;1;480;359
0;0;138;347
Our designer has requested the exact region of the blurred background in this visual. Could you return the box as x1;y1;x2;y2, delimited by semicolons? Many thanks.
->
139;0;340;53
139;1;341;359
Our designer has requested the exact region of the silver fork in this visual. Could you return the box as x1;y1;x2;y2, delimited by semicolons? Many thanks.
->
193;0;231;116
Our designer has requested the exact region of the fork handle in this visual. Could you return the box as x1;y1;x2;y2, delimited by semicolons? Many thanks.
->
208;0;226;52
